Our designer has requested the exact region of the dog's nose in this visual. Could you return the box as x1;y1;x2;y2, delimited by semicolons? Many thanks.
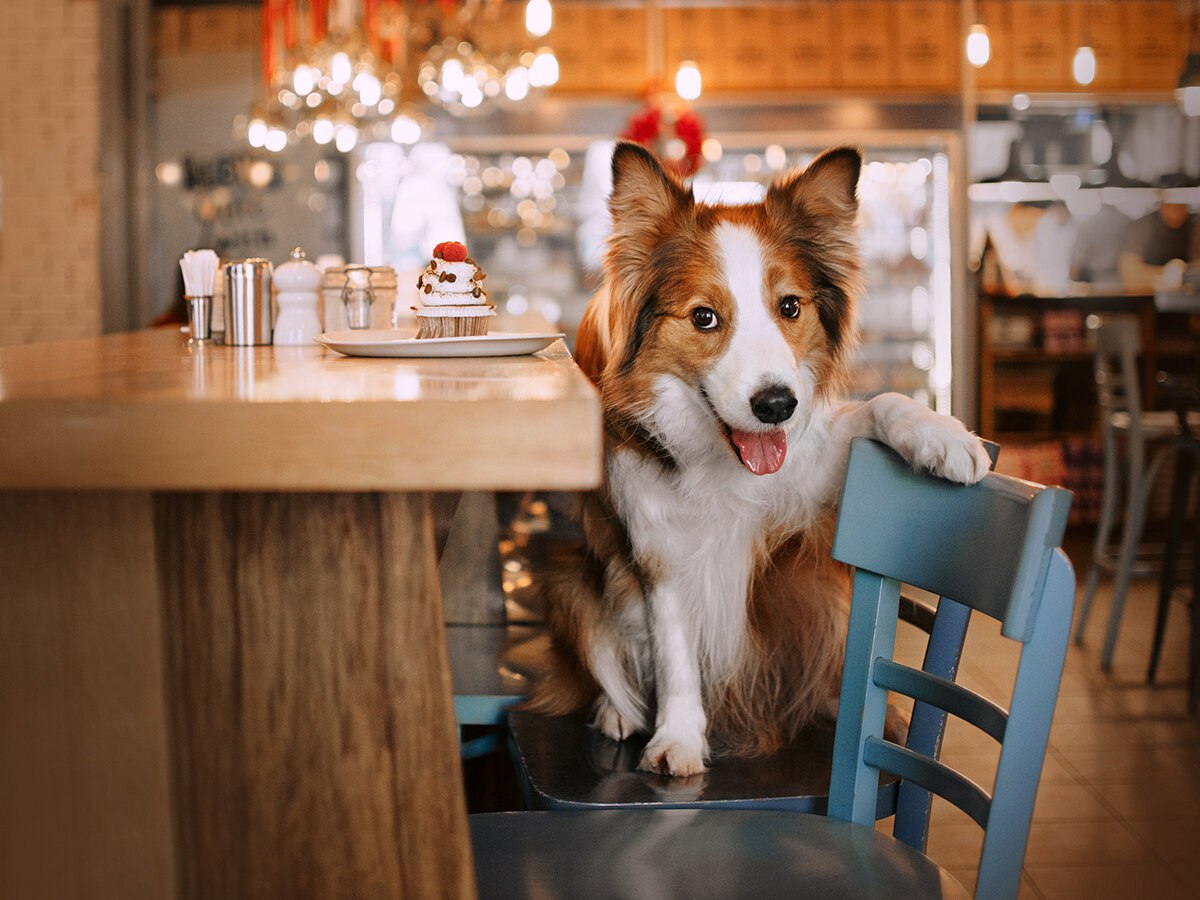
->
750;385;797;425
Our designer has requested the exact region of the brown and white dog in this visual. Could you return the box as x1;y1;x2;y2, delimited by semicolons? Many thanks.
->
528;142;989;777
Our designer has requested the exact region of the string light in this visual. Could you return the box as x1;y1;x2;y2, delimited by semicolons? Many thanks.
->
675;60;702;101
244;1;559;147
1073;44;1097;86
966;24;991;68
526;0;553;38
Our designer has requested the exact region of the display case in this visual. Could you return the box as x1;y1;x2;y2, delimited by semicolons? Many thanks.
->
353;133;966;415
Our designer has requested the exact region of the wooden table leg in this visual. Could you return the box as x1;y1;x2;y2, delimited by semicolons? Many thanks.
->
0;491;177;900
156;491;476;899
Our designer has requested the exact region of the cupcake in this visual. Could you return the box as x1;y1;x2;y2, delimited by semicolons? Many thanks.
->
415;241;495;339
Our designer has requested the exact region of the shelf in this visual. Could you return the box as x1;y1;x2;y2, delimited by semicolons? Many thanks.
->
993;350;1092;363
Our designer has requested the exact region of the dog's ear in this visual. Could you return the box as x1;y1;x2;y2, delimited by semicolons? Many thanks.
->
765;145;861;226
608;141;693;241
603;142;693;379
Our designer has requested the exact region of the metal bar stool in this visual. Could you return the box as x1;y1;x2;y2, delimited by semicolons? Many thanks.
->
1074;315;1180;671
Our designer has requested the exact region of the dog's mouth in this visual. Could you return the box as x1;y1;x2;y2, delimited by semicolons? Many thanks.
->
725;423;788;475
701;389;788;476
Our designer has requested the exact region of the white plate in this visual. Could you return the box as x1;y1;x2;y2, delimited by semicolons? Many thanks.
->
316;329;565;359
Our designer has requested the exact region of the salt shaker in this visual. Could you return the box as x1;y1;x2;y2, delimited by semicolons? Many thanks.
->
273;247;322;345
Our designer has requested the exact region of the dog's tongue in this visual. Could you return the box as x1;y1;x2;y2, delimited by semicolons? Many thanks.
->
731;428;787;475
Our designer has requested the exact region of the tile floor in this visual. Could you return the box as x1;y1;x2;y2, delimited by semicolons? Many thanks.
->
891;537;1200;899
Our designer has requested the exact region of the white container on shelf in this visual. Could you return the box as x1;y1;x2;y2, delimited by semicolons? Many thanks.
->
273;247;323;345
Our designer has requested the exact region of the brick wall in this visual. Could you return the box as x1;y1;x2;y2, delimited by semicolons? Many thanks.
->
0;0;102;346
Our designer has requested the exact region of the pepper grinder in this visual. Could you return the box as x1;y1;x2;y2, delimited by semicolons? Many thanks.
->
273;247;322;345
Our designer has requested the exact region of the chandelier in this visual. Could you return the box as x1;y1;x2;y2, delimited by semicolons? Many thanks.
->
242;0;558;152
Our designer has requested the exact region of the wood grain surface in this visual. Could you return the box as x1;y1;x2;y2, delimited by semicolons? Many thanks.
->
0;329;602;492
0;491;177;900
155;490;476;899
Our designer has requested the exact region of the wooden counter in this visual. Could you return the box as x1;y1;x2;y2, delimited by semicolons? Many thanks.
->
0;329;602;900
0;328;601;491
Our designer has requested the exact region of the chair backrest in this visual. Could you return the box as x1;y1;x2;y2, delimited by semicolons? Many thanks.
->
1088;313;1143;423
828;438;1074;900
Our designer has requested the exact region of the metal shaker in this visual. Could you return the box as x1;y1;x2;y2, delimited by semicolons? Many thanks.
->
223;258;274;345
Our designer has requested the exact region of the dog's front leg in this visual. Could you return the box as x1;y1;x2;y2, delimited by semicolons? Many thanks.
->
639;580;709;777
831;392;990;486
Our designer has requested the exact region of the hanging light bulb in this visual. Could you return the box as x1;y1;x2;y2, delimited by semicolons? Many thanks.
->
264;128;288;153
676;60;702;101
293;65;316;96
528;49;559;87
390;114;423;145
526;0;552;38
331;52;354;86
312;118;335;145
334;124;358;153
247;118;268;148
505;65;531;102
966;24;991;68
1073;45;1097;86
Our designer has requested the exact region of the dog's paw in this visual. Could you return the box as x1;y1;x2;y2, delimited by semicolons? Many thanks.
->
593;696;641;742
895;415;990;485
638;731;709;777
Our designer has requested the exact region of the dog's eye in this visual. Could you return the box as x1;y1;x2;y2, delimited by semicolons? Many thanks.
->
691;307;719;331
779;296;803;319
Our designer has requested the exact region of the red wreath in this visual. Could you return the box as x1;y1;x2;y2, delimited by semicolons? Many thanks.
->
621;98;706;178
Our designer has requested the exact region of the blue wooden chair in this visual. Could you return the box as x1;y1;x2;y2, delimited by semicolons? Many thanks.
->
470;438;1074;899
505;443;999;852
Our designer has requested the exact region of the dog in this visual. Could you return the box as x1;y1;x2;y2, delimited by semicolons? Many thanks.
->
526;141;990;777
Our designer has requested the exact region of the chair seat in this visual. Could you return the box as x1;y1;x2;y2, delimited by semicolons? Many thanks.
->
508;711;897;814
1109;409;1200;434
470;809;970;900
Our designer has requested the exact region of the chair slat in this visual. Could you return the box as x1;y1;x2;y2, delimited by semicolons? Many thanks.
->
863;737;992;829
873;658;1008;744
893;595;972;852
832;439;1071;640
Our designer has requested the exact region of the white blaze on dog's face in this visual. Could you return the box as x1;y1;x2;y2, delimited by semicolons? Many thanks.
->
591;142;864;476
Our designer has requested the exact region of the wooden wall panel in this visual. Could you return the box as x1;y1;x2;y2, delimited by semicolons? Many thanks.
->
974;0;1013;91
724;5;788;90
783;1;843;90
836;1;896;89
550;2;593;91
896;0;961;89
1011;1;1072;91
1124;1;1187;89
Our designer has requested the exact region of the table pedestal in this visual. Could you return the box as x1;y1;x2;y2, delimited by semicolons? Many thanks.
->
2;490;476;899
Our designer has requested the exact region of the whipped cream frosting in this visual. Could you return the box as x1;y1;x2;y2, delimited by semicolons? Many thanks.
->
417;259;487;306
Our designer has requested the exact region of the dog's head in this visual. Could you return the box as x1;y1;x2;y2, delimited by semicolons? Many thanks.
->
580;141;862;475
